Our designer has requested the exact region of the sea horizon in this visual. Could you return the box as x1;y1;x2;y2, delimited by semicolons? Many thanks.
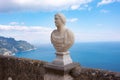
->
15;41;120;72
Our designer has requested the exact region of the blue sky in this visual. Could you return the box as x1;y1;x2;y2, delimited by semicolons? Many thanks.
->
0;0;120;44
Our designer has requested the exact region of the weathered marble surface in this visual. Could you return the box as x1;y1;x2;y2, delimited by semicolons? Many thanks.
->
52;51;73;65
51;13;74;66
51;13;74;52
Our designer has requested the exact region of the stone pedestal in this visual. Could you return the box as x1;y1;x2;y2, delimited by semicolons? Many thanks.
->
44;63;80;80
44;51;79;80
52;51;72;66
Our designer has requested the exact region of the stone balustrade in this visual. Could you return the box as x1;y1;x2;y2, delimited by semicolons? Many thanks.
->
0;55;120;80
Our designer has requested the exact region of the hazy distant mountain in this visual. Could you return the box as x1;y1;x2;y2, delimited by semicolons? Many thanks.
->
0;36;34;55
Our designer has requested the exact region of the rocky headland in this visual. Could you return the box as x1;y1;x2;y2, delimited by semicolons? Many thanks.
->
0;36;34;55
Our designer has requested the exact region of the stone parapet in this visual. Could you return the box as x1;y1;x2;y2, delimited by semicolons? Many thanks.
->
0;55;120;80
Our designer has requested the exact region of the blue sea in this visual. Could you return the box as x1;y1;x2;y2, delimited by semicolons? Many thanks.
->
15;42;120;72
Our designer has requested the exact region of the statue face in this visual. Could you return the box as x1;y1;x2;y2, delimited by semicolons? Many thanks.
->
55;15;63;27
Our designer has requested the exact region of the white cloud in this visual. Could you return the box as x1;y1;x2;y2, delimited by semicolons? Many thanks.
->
1;24;120;44
9;22;25;25
0;24;53;44
100;9;109;13
75;31;120;42
71;5;80;10
97;0;120;6
0;0;93;12
9;22;19;25
87;7;92;11
0;24;52;32
67;18;78;22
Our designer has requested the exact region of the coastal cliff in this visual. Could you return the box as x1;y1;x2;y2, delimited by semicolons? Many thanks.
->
0;55;120;80
0;36;34;55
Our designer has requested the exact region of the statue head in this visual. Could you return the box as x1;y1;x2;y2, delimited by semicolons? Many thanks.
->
55;13;66;27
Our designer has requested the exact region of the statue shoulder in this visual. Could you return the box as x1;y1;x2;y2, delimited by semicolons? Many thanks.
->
52;29;57;32
51;29;57;34
65;29;74;35
65;28;74;40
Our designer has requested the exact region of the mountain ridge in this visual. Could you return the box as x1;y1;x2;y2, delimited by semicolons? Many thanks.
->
0;36;34;55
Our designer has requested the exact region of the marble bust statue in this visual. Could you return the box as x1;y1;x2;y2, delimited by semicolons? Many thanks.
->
45;13;79;80
51;13;74;52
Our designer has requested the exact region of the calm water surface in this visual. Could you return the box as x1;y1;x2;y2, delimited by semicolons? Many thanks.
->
15;42;120;72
